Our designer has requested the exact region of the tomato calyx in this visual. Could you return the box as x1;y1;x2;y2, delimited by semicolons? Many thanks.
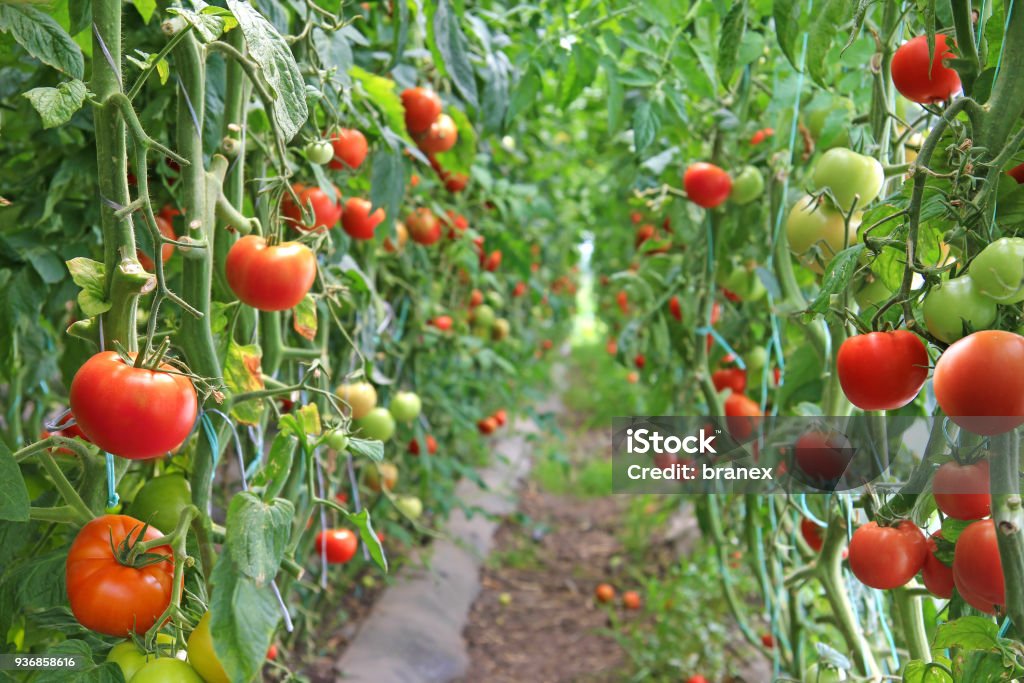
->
112;522;175;570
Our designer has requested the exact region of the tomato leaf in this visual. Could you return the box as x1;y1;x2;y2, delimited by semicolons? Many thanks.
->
505;65;540;126
252;433;297;499
0;4;84;79
224;341;264;426
350;66;409;144
65;257;111;317
22;80;88;130
933;616;1000;650
430;0;479;108
292;295;317;341
632;100;659;157
347;437;384;463
296;404;321;436
345;507;387;573
717;2;746;85
902;657;953;683
368;147;405;235
806;0;850;88
225;0;307;141
0;443;29;522
805;244;864;316
166;6;227;43
210;553;280;683
600;56;623;131
225;492;294;584
772;0;801;72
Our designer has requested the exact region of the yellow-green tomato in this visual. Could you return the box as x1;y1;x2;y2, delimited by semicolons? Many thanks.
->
131;657;205;683
187;612;229;683
388;391;422;423
395;495;423;520
471;304;496;329
722;266;767;301
356;407;396;442
923;275;999;343
970;237;1024;303
785;196;860;274
812;148;884;213
107;633;178;681
730;166;765;205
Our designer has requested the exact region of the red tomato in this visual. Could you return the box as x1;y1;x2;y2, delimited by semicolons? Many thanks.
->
721;287;741;303
711;301;722;325
629;211;643;224
606;339;618;355
794;430;853;483
622;590;641;610
686;677;709;683
634;353;646;369
430;315;453;331
512;282;527;298
341;197;386;240
42;412;91;454
760;633;774;649
282;183;342;232
712;368;747;394
668;296;682;322
469;289;484;308
953;519;1004;613
444;171;469;193
493;409;507;426
891;35;961;104
933;459;991;520
724;393;762;442
69;352;197;460
226;235;317;311
409;434;438;456
635;223;656;248
329;128;368;170
1009;162;1024;184
478;417;498;434
750;128;774;145
848;521;927;589
266;644;278;661
836;331;929;410
800;518;824;552
416;113;458;154
483;250;502;272
66;515;174;636
137;214;176;271
315;529;358;564
616;291;628;314
444;210;469;238
921;531;954;599
406;207;442;245
933;330;1024;435
401;87;442;134
683;162;732;208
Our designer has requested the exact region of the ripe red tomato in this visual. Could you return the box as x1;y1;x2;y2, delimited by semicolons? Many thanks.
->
953;519;1004;613
226;235;317;311
478;417;498;434
891;35;961;104
616;290;628;314
635;223;656;247
483;250;502;272
933;330;1024;435
921;531;954;599
430;315;453;331
794;430;853;483
1009;162;1024;184
512;281;527;298
933;459;991;520
282;183;342;232
668;296;682;322
800;518;824;552
750;128;774;145
66;515;174;636
724;393;763;442
69;352;197;460
684;162;732;208
848;521;927;589
341;197;386;240
406;207;442;245
329;128;368;170
401;87;442;133
266;644;278;661
712;368;747;394
634;353;646;369
622;590;642;610
409;434;438;456
836;331;929;410
686;677;709;683
137;214;176;271
595;583;615;603
444;171;469;193
761;633;775;649
416;113;458;154
493;409;507;426
315;528;358;564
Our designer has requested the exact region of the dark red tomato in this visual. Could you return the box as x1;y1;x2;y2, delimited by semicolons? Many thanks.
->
69;352;197;460
401;87;442;134
724;393;763;442
483;250;502;272
635;224;656;248
711;301;722;325
848;521;927;589
933;459;991;520
137;214;176;271
668;296;682;322
430;315;453;331
444;171;469;193
794;430;853;482
712;368;747;394
891;35;961;104
750;128;774;145
341;197;386;240
616;291;628;314
921;531;954;599
416;113;458;154
953;519;1004;613
226;235;317;311
406;207;442;245
760;633;774;649
800;518;823;552
836;331;929;410
409;434;438;456
282;183;342;232
314;529;358;564
66;515;174;636
478;417;498;434
513;282;527;298
683;162;732;208
721;287;741;302
933;331;1024;435
634;353;646;369
329;128;368;170
1008;162;1024;184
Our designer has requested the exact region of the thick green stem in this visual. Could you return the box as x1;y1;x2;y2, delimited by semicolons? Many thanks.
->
893;587;931;663
951;0;981;96
976;4;1024;152
990;430;1024;629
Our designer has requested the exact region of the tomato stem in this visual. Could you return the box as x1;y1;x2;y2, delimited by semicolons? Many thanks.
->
990;430;1024;630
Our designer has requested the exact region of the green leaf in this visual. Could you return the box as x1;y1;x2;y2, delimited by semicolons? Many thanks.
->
933;616;1000;651
430;0;478;107
772;0;801;72
252;433;297;499
481;53;510;134
940;516;973;544
345;508;387;572
131;0;157;24
632;100;659;156
65;257;110;317
22;80;88;129
224;341;264;426
292;296;317;341
806;244;864;315
0;4;84;79
210;554;280;683
601;56;623;131
0;443;28;523
296;404;321;436
844;0;873;54
226;0;308;141
351;66;409;142
369;148;405;235
717;2;746;84
168;7;226;42
388;0;409;70
807;0;851;88
902;657;953;683
347;437;384;463
225;492;294;584
505;65;540;125
314;27;352;85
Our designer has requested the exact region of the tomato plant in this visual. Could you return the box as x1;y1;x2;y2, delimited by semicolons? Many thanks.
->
225;236;317;312
315;530;359;565
683;162;732;208
891;34;961;104
835;331;929;410
847;521;927;590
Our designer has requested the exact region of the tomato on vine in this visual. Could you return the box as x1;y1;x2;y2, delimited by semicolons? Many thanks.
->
812;147;884;213
836;331;929;411
922;275;998;343
683;162;732;208
225;235;317;311
406;207;442;245
342;197;386;240
131;658;204;683
724;393;762;442
891;34;961;104
953;519;1004;613
969;237;1024;303
315;529;359;564
282;183;342;232
416;113;458;154
329;128;368;170
711;368;746;394
933;330;1024;435
129;473;192;534
785;195;858;274
188;611;230;683
921;531;954;599
729;166;764;205
401;87;442;134
304;139;334;165
848;521;927;590
933;459;991;520
337;382;378;420
409;434;438;456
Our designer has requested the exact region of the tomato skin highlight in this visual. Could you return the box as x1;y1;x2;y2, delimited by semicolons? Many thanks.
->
953;519;1004;613
69;352;198;460
66;515;174;636
933;330;1024;436
891;35;961;104
933;459;991;520
848;521;928;590
329;128;368;170
226;235;317;312
315;528;358;564
684;162;732;208
836;331;929;411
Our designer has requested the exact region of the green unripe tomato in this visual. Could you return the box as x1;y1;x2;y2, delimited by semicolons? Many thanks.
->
722;267;766;301
187;612;228;683
923;275;998;343
970;237;1024;303
128;474;191;535
730;166;765;205
785;196;860;274
304;140;334;165
325;429;349;452
131;658;205;683
389;391;422;423
813;148;884;213
107;634;176;681
745;347;768;376
485;291;505;308
471;304;496;329
394;495;423;520
356;407;396;442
